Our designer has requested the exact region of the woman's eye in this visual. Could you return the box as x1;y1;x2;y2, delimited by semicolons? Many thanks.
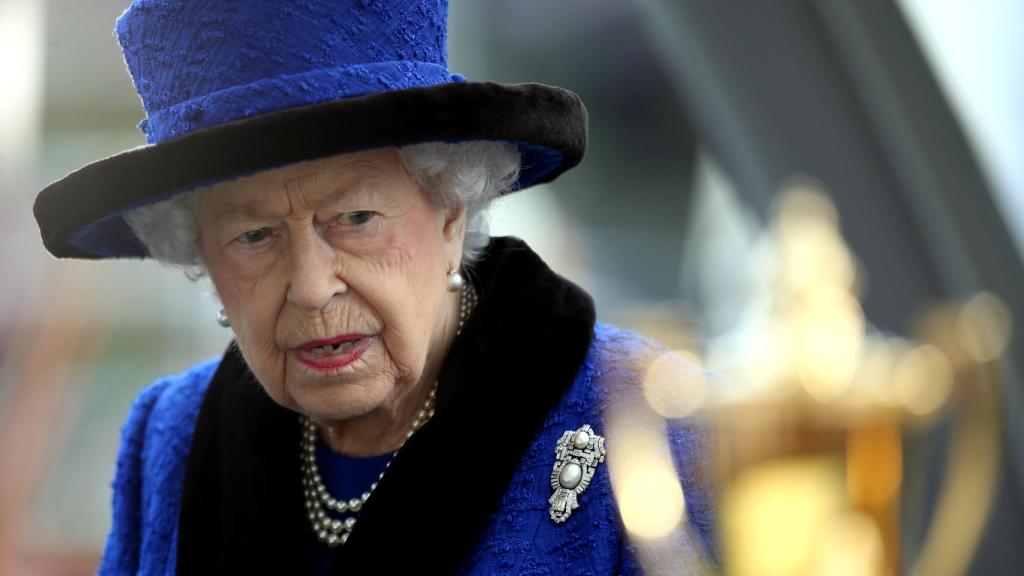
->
339;211;374;226
241;227;270;243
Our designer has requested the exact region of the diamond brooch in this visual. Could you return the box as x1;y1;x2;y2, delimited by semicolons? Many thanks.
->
549;424;606;523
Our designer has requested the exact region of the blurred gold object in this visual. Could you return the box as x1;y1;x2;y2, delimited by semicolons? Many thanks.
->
704;183;1006;576
606;183;1006;576
721;455;848;576
713;407;902;576
957;292;1012;363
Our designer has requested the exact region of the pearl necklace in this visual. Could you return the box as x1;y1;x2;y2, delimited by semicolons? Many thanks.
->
300;283;477;547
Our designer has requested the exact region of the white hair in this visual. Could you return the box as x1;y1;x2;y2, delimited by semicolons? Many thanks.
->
123;141;521;279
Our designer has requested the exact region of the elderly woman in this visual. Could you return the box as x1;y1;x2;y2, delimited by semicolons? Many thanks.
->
33;1;713;574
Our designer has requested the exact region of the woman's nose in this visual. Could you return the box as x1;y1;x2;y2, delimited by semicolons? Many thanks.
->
285;227;348;310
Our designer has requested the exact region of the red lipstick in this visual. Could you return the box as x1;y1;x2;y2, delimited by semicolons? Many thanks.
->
293;334;371;372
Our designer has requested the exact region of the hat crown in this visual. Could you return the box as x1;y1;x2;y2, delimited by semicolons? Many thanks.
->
116;0;453;143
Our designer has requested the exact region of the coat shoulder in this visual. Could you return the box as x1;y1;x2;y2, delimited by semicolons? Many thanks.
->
460;323;716;575
138;357;220;429
99;355;221;576
591;322;719;568
589;321;681;398
129;356;221;462
592;321;673;368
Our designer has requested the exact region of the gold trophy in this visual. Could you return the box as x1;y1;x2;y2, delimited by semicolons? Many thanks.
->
611;183;1009;576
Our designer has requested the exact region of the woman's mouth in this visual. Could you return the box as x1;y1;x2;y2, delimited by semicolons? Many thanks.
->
294;334;371;372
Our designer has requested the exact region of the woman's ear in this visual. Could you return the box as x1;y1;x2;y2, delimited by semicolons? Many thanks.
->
442;203;467;264
442;203;467;242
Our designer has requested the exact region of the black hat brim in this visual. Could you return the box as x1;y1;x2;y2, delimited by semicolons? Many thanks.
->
33;81;588;259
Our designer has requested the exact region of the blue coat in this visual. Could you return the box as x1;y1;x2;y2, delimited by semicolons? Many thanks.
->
99;238;715;574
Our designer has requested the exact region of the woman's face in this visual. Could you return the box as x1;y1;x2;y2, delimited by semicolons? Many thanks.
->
197;148;464;426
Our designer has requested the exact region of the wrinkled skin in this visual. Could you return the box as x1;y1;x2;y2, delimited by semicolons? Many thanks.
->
197;147;465;456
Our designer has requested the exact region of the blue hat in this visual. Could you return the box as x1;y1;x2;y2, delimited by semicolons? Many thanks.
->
34;0;587;259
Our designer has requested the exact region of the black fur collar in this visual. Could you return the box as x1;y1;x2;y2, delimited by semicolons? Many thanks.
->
176;237;596;574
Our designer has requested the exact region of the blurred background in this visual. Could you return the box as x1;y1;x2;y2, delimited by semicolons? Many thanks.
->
1;0;1021;573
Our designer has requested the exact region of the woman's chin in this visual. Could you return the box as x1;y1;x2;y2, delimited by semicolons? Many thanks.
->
284;353;391;421
293;383;389;425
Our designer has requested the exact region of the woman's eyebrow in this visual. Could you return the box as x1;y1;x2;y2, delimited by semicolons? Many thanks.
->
318;164;388;203
207;164;387;224
207;198;282;224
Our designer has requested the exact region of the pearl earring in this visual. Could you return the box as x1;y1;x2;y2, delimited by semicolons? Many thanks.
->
446;267;464;292
216;308;230;328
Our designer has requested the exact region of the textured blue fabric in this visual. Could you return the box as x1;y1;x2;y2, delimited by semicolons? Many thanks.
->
454;323;716;575
116;0;458;143
99;356;220;576
99;325;715;574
